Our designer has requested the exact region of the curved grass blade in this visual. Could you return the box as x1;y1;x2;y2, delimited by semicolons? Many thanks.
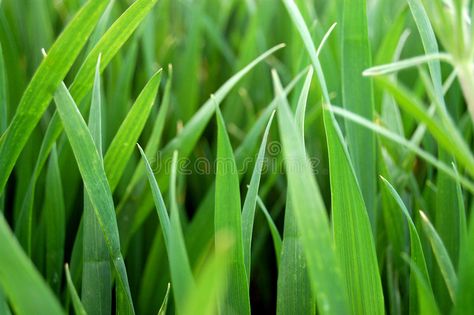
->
419;211;458;302
82;56;111;315
215;108;250;315
294;67;313;139
380;177;437;315
241;110;275;278
53;81;134;314
273;69;349;315
43;145;65;294
0;0;109;191
65;264;87;315
157;283;170;315
322;107;384;315
138;146;195;314
256;196;282;267
0;214;64;315
104;69;162;192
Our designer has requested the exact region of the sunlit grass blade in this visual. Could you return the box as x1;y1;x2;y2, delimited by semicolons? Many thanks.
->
215;107;250;315
82;56;111;315
65;264;87;315
157;283;170;315
273;69;349;314
0;0;108;191
256;196;282;267
322;107;384;314
52;81;134;313
363;53;452;76
0;214;63;315
419;211;458;302
380;177;437;315
340;0;377;223
138;146;195;314
295;67;313;138
43;144;65;294
241;110;275;278
104;69;162;192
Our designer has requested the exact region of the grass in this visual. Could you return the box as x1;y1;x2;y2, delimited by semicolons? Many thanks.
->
0;0;474;314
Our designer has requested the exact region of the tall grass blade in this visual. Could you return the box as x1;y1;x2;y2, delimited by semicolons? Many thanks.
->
256;196;282;267
65;264;87;315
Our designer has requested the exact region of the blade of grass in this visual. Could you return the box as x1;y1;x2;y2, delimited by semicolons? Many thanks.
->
82;56;111;315
157;283;170;315
340;0;377;225
241;110;275;279
0;0;108;191
322;106;384;314
0;214;64;315
419;211;458;302
65;264;87;315
138;146;195;314
53;81;134;314
43;144;65;294
104;69;162;192
256;196;282;267
215;107;250;314
273;69;349;315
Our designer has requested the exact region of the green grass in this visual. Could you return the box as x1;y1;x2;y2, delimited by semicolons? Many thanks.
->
0;0;474;314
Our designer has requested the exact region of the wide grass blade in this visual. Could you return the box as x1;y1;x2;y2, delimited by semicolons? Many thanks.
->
215;108;250;315
241;110;275;278
322;107;384;314
273;69;349;315
53;81;134;313
0;0;109;191
340;0;377;224
0;214;64;315
82;56;111;315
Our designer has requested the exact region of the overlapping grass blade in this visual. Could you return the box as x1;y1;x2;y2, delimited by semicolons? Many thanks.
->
241;110;275;278
419;211;458;302
380;177;437;315
0;0;108;191
82;56;111;315
138;146;195;314
273;69;349;314
65;264;87;315
52;81;134;313
43;144;65;294
0;214;64;315
104;69;162;192
322;108;384;314
340;0;377;223
256;196;282;267
215;108;250;315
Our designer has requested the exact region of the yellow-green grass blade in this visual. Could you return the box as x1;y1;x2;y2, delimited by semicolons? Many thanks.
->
419;211;458;303
0;214;64;315
53;81;134;314
256;196;282;267
104;69;162;192
182;232;232;315
340;0;377;224
380;177;437;315
241;110;275;279
65;264;87;315
322;107;384;314
0;0;109;192
215;108;250;315
138;146;195;314
273;69;349;315
157;283;170;315
295;67;313;139
43;144;65;294
82;56;111;315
